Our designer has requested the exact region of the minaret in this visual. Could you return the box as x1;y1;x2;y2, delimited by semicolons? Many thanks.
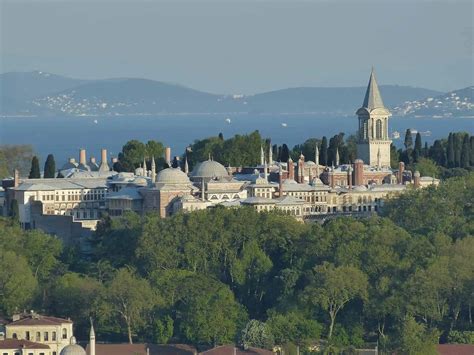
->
151;156;156;182
278;164;283;197
268;144;273;165
184;157;189;174
356;68;392;167
264;159;268;181
260;146;265;166
335;148;340;167
143;156;147;176
90;319;96;355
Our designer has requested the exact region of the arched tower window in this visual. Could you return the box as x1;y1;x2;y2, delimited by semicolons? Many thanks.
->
363;121;368;140
376;119;383;139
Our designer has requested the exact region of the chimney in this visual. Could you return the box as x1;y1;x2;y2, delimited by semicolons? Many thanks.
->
79;149;86;165
398;161;405;184
288;158;294;181
99;149;110;172
414;170;421;188
165;147;171;165
279;164;283;197
354;159;364;186
14;169;20;188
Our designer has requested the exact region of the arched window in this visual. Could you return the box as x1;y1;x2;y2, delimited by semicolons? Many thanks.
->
376;119;383;139
62;328;67;339
363;121;368;140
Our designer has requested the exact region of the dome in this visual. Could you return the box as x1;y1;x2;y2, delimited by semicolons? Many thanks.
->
157;167;190;184
60;337;86;355
132;177;148;186
191;160;229;179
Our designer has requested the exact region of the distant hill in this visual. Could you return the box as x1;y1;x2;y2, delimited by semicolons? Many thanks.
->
392;86;473;118
0;71;449;117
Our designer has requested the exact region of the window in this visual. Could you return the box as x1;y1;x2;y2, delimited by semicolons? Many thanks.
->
376;119;383;139
44;331;49;341
26;331;30;340
12;333;17;339
62;328;67;339
52;332;57;341
36;331;40;341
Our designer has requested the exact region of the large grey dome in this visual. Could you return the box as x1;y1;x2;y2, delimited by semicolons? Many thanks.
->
157;168;190;184
191;160;229;179
60;337;86;355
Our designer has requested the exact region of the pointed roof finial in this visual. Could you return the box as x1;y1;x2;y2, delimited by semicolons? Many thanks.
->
363;68;385;110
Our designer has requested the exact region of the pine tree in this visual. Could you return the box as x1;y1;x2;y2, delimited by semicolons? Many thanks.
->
320;136;328;165
461;134;470;168
447;133;455;168
43;154;56;178
28;156;41;179
404;129;413;150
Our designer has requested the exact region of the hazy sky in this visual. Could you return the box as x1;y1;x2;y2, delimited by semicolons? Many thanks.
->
1;0;472;94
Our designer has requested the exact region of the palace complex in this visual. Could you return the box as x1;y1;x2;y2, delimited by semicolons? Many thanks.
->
1;70;439;244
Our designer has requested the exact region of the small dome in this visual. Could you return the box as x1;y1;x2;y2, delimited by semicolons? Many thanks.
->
60;337;86;355
157;167;190;184
191;160;229;179
133;177;148;186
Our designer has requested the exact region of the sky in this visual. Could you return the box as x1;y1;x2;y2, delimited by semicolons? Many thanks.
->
0;0;472;94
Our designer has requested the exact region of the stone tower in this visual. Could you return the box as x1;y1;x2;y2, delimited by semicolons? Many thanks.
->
356;69;392;167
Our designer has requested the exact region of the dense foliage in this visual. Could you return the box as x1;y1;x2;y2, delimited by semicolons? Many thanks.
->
0;173;473;353
0;144;34;178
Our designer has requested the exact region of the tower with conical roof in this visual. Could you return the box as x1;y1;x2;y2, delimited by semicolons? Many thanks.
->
356;68;392;167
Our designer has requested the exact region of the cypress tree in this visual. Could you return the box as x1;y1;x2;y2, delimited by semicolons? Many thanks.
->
430;140;446;166
404;129;413;150
28;156;41;179
43;154;56;178
172;157;179;168
453;133;461;167
10;199;19;222
447;133;455;168
320;136;328;165
461;135;470;168
412;133;422;163
218;132;224;140
423;142;429;158
470;136;474;166
280;144;290;162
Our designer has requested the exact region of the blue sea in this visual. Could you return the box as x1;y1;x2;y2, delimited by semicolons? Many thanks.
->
1;114;472;164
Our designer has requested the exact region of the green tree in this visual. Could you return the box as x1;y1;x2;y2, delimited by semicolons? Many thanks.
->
49;273;103;338
267;311;322;346
28;156;41;178
280;144;290;163
0;250;37;315
100;268;156;344
429;140;446;166
43;154;56;178
413;133;422;163
447;133;455;168
461;134;470;168
0;144;34;177
390;143;399;169
10;199;19;222
413;158;439;178
320;136;328;165
305;263;368;340
404;129;413;150
398;315;439;355
240;319;274;349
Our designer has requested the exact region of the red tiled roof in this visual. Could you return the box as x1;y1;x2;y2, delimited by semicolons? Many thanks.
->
85;343;197;355
0;338;50;350
437;344;474;355
199;345;273;355
8;315;72;326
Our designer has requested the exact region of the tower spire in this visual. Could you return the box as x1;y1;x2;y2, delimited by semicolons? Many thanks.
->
362;68;385;110
260;145;265;166
90;318;96;355
315;144;320;178
151;156;156;182
268;143;273;164
335;148;340;167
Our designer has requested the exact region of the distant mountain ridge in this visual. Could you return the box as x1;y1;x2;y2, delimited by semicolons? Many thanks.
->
0;70;458;117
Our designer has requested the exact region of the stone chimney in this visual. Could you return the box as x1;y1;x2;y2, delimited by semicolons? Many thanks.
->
354;159;364;186
13;169;20;188
165;147;171;165
348;164;353;189
79;149;86;165
99;149;110;172
288;158;294;181
398;161;405;184
279;164;283;197
414;170;421;188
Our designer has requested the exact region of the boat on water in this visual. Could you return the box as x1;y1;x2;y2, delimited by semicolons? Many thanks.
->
225;118;231;124
419;130;432;137
392;131;400;139
281;123;288;127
